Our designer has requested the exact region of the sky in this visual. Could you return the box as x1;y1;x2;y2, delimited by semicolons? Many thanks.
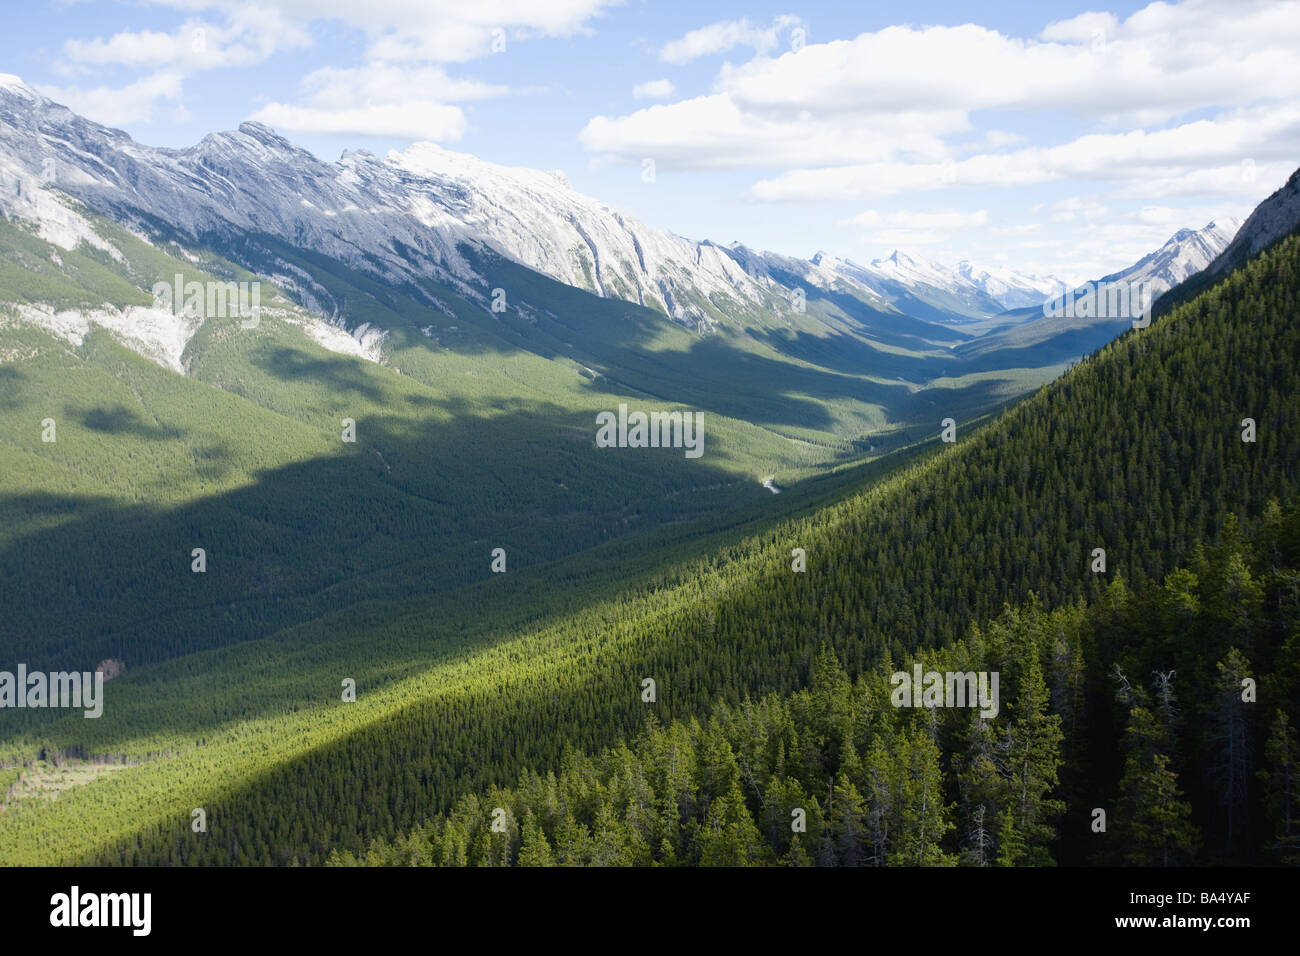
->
3;0;1297;284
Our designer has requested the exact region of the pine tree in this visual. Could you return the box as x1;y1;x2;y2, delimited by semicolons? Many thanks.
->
697;786;767;866
994;806;1026;866
1116;706;1201;865
517;817;554;867
957;714;1001;865
890;726;954;866
999;658;1065;864
830;771;866;866
1210;648;1254;860
1258;710;1300;863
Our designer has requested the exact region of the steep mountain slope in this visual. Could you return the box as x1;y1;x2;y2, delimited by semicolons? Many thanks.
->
1;206;845;671
343;503;1300;867
0;144;1102;684
1204;167;1300;281
1100;218;1240;289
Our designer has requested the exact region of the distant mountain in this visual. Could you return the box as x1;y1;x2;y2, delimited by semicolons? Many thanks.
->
0;74;777;332
832;249;1034;322
723;244;1067;326
956;260;1070;311
956;219;1241;369
1098;218;1241;289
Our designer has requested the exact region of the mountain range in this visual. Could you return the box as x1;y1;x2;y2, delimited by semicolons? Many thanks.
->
0;74;1238;373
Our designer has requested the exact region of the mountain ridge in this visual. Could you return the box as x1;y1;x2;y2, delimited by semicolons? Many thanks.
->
1;74;1232;347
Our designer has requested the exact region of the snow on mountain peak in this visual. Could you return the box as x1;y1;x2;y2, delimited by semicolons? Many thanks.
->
0;82;1255;342
235;121;295;148
0;74;38;97
1097;218;1241;291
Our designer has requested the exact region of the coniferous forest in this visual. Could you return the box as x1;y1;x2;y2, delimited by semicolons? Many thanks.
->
2;227;1297;871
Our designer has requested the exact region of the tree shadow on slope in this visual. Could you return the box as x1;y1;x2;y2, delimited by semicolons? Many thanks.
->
79;404;180;440
0;395;762;678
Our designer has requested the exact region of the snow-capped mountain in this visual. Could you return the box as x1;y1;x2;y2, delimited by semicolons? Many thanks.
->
852;249;1068;318
1097;218;1241;290
0;74;781;331
955;261;1069;311
0;74;1066;335
0;73;1244;352
722;244;1067;323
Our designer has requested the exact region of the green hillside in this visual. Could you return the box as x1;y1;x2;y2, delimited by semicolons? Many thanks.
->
338;505;1300;867
0;229;1294;866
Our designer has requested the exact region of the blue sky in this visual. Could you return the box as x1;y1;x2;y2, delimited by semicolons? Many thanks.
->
4;0;1297;283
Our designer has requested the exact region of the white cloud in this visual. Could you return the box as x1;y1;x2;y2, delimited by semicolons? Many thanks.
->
50;0;612;134
52;6;312;126
848;209;988;229
1039;11;1120;45
303;62;506;106
748;105;1300;201
295;0;621;63
584;0;1300;197
858;229;952;247
581;93;962;169
992;223;1043;236
714;5;1300;125
982;130;1026;150
247;62;505;140
64;29;182;68
1050;197;1107;222
61;9;311;72
847;209;989;246
1137;205;1177;225
1134;203;1240;228
632;79;675;100
659;15;802;65
38;71;185;126
247;101;468;140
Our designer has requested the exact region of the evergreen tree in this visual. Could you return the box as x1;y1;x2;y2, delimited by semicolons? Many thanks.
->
1210;648;1254;860
998;658;1065;864
1258;710;1300;864
1116;707;1201;866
